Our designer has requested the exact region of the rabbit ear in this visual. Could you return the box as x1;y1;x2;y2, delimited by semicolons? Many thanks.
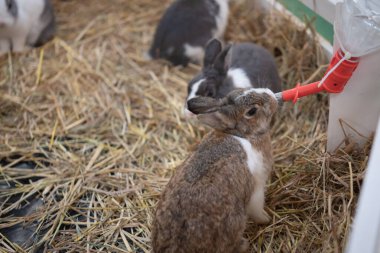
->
187;96;235;130
187;96;222;115
213;44;231;75
197;111;235;130
203;39;223;68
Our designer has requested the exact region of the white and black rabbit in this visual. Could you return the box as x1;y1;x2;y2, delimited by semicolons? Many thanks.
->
147;0;229;66
184;39;282;116
0;0;56;56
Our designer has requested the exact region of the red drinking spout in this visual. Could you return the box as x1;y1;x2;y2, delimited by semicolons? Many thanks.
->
275;49;360;103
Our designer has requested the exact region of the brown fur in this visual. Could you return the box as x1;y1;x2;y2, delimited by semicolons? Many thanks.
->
152;89;278;253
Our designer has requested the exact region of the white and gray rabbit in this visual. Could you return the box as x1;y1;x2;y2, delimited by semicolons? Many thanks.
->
147;0;229;66
0;0;56;56
152;88;278;253
184;38;282;117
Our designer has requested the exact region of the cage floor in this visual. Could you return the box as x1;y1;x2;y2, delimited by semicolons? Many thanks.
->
0;0;370;252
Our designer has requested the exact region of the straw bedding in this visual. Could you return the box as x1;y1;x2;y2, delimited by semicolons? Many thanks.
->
0;0;371;252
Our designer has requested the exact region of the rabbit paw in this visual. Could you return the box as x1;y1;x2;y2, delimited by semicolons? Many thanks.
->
252;210;271;225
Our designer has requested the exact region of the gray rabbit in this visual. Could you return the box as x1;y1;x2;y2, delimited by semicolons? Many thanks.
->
147;0;229;66
152;88;278;253
184;39;281;117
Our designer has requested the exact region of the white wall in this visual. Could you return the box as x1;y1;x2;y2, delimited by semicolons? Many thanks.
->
345;116;380;253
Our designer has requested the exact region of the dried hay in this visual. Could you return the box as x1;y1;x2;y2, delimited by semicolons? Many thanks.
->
0;0;371;252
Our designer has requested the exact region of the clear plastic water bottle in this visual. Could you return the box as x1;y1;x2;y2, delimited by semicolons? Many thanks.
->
335;0;380;57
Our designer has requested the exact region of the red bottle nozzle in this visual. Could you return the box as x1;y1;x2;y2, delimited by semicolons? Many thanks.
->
277;49;360;103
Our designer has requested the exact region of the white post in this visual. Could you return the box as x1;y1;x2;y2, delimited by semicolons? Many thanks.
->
345;116;380;253
327;49;380;151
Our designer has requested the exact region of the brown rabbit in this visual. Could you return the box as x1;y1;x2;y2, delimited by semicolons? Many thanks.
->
151;88;278;253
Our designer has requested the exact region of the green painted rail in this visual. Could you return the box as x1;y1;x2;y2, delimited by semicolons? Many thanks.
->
278;0;334;44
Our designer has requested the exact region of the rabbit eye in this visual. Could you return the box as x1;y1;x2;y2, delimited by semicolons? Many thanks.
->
245;107;257;117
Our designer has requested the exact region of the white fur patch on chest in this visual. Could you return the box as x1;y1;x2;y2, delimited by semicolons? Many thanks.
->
228;68;251;89
0;40;11;54
187;78;205;101
213;0;229;38
233;136;264;175
184;44;204;63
